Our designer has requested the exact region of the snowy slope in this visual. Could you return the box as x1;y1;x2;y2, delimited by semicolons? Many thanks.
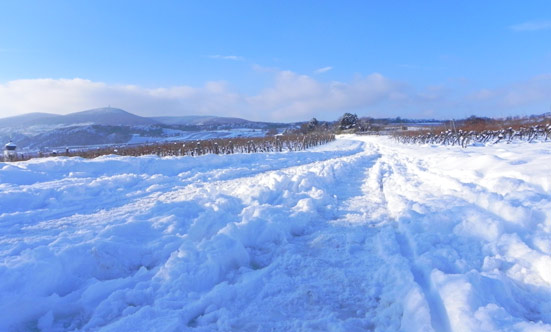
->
126;128;267;144
1;136;550;331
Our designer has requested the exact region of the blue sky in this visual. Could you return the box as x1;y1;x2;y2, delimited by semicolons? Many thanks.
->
1;1;550;121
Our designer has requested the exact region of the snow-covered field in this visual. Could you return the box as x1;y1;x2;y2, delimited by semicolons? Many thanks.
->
127;128;268;144
1;135;550;331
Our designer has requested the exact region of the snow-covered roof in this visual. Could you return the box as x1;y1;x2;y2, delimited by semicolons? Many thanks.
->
5;141;16;150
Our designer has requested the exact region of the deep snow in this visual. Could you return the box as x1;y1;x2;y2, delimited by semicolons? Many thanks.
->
0;135;550;331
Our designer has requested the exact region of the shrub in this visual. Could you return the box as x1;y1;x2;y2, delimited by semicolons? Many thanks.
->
338;113;358;131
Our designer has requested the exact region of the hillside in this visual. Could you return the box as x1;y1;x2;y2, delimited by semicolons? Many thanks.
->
0;112;60;128
0;107;158;128
59;107;159;126
0;108;290;150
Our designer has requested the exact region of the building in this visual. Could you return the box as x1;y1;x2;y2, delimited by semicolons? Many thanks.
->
4;141;17;161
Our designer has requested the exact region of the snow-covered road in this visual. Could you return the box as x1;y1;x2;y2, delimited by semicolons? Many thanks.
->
1;136;550;331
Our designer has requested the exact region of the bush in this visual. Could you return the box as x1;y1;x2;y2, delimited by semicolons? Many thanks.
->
338;113;358;131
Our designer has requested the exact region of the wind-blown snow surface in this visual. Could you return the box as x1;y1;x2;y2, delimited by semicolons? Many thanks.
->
1;136;550;331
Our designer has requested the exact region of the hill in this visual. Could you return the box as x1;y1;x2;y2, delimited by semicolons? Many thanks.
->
0;107;158;128
0;108;292;150
0;112;60;128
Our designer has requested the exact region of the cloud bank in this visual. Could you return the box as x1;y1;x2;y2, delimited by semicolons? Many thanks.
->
1;71;550;121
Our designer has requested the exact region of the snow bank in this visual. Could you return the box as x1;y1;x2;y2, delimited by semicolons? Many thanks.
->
0;136;550;331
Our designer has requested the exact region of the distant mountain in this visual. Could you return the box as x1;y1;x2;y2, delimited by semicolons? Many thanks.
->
0;108;292;150
0;107;159;128
0;109;280;130
0;112;60;128
61;108;159;126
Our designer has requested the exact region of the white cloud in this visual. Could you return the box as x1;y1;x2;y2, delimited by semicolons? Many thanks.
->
510;20;551;31
471;75;551;108
1;73;550;122
0;78;245;119
208;55;245;61
0;73;407;121
314;66;333;74
246;71;404;121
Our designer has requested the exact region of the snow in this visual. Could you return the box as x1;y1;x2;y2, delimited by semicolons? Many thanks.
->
127;128;267;144
1;135;550;331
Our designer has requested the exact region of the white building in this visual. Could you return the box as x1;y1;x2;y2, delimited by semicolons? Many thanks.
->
4;141;17;161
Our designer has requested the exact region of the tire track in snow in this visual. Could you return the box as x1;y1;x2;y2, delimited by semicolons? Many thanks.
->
6;138;386;331
228;136;449;331
154;139;428;330
349;147;451;332
361;136;551;329
223;136;438;331
204;139;417;330
395;231;451;332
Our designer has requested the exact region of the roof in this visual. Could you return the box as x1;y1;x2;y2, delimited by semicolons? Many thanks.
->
5;141;16;150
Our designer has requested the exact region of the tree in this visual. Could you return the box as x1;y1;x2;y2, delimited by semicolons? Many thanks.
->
338;113;358;130
307;117;319;131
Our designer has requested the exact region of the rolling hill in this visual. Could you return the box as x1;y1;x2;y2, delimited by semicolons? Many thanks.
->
0;107;159;128
0;108;292;150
